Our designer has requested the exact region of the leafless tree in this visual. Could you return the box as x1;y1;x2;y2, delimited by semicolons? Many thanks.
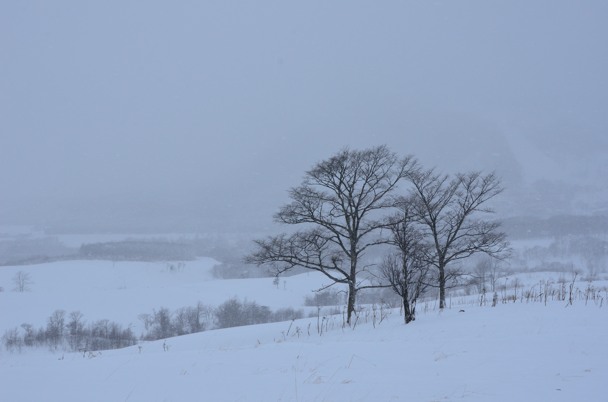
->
470;255;504;294
407;169;509;309
381;197;431;323
46;309;66;349
247;146;417;324
67;311;86;351
12;271;33;292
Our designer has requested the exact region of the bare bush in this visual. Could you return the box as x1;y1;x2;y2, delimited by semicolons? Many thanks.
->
140;302;214;341
303;290;342;307
146;308;173;340
172;303;211;335
2;328;23;352
2;312;135;353
46;310;66;349
272;307;304;322
215;298;272;329
67;311;86;351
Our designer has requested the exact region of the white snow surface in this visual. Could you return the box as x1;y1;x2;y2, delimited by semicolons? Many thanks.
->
0;259;329;335
1;259;606;401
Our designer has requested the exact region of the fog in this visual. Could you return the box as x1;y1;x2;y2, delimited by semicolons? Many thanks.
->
2;1;607;234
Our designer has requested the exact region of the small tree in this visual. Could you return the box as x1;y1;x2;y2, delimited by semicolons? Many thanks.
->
12;271;33;292
151;308;173;339
407;170;508;309
215;298;271;329
46;310;66;349
173;305;209;335
90;319;111;350
67;311;86;351
381;197;431;323
21;324;36;347
470;256;503;294
247;146;417;324
2;328;22;352
215;298;244;329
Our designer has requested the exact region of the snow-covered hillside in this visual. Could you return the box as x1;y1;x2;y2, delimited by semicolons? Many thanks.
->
1;298;606;401
1;256;607;401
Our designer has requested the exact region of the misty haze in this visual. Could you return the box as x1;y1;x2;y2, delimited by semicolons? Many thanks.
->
1;2;607;401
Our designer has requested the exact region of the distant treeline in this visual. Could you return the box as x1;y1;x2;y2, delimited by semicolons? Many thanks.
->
0;237;75;266
503;215;608;239
0;236;272;278
80;240;197;261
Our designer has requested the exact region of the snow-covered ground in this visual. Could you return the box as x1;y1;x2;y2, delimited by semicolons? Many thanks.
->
0;259;330;335
1;258;607;401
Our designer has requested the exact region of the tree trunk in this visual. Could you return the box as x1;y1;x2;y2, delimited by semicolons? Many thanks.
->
346;281;356;325
438;265;446;309
403;298;415;324
346;245;358;325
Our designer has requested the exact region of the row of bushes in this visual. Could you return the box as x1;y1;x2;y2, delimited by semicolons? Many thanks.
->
138;299;305;341
2;298;305;353
214;299;303;329
138;303;213;340
2;310;136;353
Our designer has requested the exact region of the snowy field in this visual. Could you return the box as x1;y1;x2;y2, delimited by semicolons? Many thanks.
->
1;258;607;401
0;259;328;335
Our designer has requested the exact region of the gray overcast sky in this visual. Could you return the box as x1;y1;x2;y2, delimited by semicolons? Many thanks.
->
1;1;607;233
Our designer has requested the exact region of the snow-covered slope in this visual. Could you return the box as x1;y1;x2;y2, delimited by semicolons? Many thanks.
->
1;258;607;401
1;301;606;402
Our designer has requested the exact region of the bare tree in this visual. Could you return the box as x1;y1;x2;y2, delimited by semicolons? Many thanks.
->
67;311;86;351
46;309;66;349
247;146;417;324
470;255;504;294
381;197;431;323
12;271;33;292
408;169;509;309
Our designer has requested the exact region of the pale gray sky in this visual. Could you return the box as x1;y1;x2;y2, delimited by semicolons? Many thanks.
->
1;1;607;232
